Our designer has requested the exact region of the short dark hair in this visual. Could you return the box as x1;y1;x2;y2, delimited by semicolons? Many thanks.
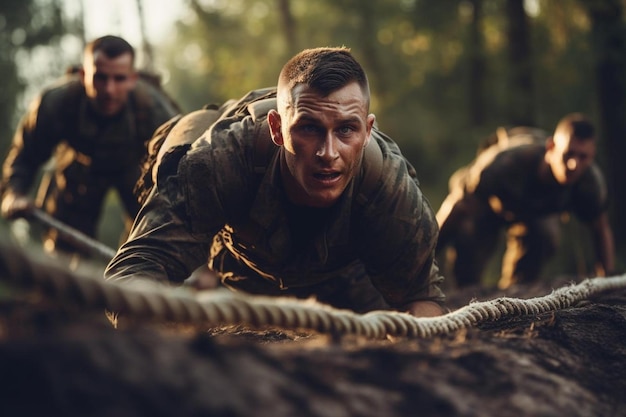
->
278;47;370;106
85;35;135;66
556;113;595;141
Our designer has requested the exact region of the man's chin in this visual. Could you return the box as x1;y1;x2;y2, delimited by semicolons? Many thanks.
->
306;190;343;208
97;102;122;117
289;179;346;207
562;174;580;185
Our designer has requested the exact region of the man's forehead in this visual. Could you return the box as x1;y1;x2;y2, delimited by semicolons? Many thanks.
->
555;130;595;144
554;135;596;156
86;52;134;76
88;50;132;64
280;82;367;110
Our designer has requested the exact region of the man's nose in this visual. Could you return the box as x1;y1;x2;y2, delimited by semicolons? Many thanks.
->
104;78;116;93
316;133;339;160
566;158;578;171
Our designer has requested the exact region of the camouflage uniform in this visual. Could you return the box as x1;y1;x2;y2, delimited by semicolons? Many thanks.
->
437;128;609;287
1;74;179;253
105;90;445;313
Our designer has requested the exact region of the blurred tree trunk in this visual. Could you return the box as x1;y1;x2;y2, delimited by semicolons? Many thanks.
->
353;1;387;100
135;0;154;71
505;0;534;125
76;0;86;46
582;0;626;252
0;0;65;160
277;0;297;57
468;0;485;125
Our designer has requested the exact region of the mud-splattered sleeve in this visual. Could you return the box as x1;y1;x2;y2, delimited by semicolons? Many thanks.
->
105;117;255;285
104;143;214;285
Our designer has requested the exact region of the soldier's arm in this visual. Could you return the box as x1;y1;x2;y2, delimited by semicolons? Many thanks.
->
358;149;446;316
1;92;64;219
575;165;615;277
2;93;61;196
105;148;212;285
589;212;615;277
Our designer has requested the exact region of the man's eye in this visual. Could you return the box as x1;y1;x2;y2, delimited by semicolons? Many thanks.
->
299;125;320;134
114;75;128;82
338;126;355;135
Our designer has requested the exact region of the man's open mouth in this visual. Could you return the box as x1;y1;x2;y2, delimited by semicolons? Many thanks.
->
313;172;340;181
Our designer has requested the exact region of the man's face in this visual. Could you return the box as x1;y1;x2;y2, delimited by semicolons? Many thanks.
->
268;82;375;208
546;130;596;185
81;50;137;117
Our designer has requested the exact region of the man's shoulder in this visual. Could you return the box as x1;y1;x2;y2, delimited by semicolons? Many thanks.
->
476;141;544;173
577;163;608;197
496;141;544;161
358;129;426;207
154;97;272;188
132;78;180;116
457;142;543;196
19;76;83;125
37;75;84;107
471;126;546;168
133;77;164;100
373;128;421;184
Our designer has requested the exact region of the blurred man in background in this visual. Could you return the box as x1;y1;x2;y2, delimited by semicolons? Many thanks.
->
1;35;179;260
436;113;615;289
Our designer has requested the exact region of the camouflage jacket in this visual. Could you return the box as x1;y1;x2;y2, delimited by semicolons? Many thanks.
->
1;74;179;201
105;103;445;309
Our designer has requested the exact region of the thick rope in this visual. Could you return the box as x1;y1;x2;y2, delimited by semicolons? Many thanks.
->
2;245;625;339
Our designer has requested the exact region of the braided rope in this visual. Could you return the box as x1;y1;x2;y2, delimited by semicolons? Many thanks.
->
2;246;625;339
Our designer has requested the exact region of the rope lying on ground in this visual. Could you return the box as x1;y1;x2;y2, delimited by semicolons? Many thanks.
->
2;245;625;339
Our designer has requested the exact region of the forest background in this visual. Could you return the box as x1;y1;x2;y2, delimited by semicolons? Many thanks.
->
1;0;624;284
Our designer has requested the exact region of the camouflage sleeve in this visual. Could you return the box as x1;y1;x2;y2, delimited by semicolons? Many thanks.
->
105;116;255;284
357;143;445;309
2;90;63;196
104;145;212;285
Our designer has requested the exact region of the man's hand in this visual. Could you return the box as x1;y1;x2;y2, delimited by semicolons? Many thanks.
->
1;191;34;220
404;300;445;317
183;264;221;290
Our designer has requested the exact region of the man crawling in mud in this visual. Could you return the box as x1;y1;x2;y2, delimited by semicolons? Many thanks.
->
105;47;445;317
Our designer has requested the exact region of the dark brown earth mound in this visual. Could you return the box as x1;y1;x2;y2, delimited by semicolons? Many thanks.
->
0;244;625;417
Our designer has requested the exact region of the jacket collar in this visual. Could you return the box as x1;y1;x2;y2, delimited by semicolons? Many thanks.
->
248;148;356;262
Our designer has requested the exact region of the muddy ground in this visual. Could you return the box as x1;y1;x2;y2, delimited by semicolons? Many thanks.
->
0;243;625;417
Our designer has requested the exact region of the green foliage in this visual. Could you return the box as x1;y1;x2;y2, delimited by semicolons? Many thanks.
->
0;0;68;159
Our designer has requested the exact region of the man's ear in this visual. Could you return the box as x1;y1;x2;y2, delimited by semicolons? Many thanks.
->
79;67;86;86
267;109;283;146
364;113;376;148
545;136;555;151
128;70;139;89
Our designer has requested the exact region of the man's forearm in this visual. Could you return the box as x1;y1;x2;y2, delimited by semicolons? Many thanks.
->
104;232;209;285
104;250;171;284
591;214;615;276
105;178;214;283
